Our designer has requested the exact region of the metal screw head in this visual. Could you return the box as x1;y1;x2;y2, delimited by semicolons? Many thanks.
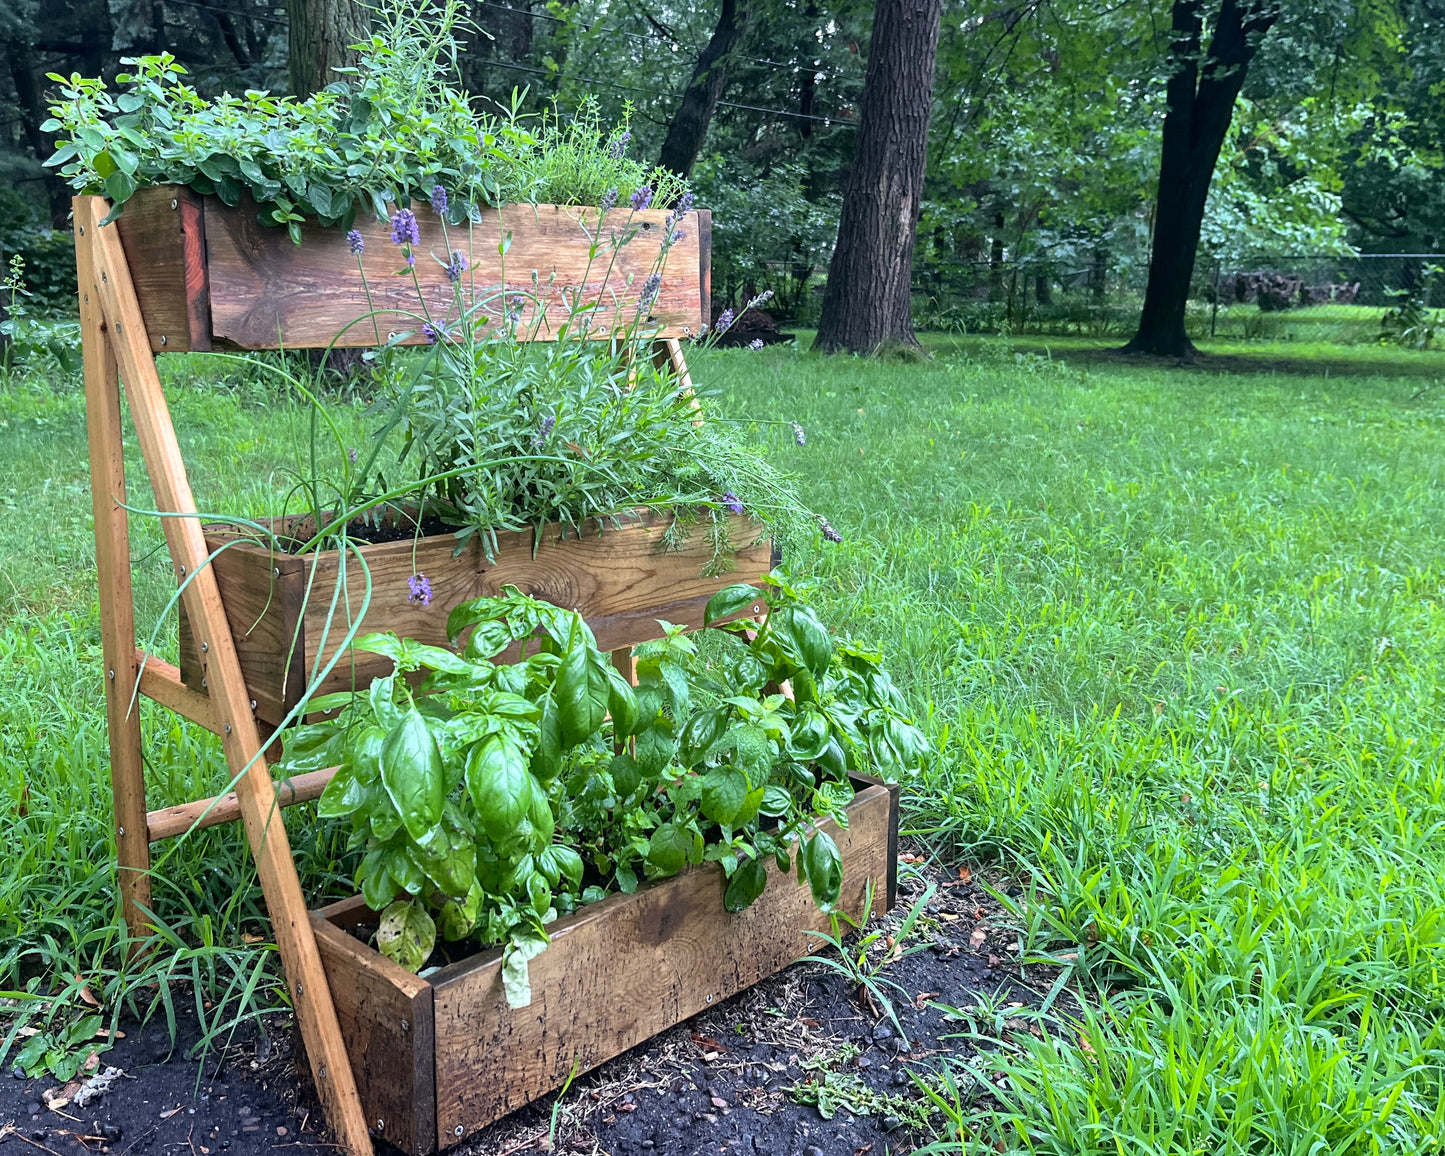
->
79;226;85;235
160;335;168;345
454;1126;465;1137
706;994;714;1003
101;271;106;281
296;983;303;995
108;669;115;680
170;199;178;210
201;678;207;689
250;699;257;711
117;826;125;837
318;1065;327;1080
223;723;232;735
375;1120;384;1132
273;567;281;578
116;323;122;334
400;1018;409;1033
200;641;208;652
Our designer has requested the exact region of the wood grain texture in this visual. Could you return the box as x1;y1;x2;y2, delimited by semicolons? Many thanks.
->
180;193;213;351
85;197;374;1156
77;210;153;944
181;512;770;725
697;209;712;326
136;650;217;733
198;196;702;349
428;782;893;1143
312;913;436;1156
146;767;337;842
111;186;198;353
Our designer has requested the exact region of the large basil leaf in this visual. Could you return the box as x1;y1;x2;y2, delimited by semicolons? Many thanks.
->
556;643;611;747
466;734;535;842
380;707;446;842
704;584;766;626
607;667;640;737
636;719;678;774
610;751;642;798
502;926;550;1009
802;829;843;912
680;706;729;759
530;693;562;782
317;762;366;817
770;606;832;679
377;899;435;973
790;708;831;762
723;856;768;912
700;766;748;826
438;881;483;942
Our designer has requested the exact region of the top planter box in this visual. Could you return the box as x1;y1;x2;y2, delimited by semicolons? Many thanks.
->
110;186;711;353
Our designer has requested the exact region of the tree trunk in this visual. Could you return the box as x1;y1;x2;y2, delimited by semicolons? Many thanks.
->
287;0;369;99
813;0;942;354
658;0;750;179
4;37;70;225
1124;0;1279;359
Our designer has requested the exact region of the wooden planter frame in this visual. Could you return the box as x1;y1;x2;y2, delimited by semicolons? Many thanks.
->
77;187;892;1156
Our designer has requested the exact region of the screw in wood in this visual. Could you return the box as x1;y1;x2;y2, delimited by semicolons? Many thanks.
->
78;226;84;235
250;700;257;711
160;335;168;345
108;670;115;680
101;271;106;281
170;199;178;210
400;1019;409;1033
200;641;208;652
375;1121;384;1132
117;827;125;837
201;679;207;689
224;724;231;734
273;567;281;578
318;1065;327;1080
454;1126;465;1137
296;983;304;995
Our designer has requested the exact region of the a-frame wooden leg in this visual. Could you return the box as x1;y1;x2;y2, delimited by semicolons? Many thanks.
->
77;197;374;1156
76;214;152;948
652;337;701;422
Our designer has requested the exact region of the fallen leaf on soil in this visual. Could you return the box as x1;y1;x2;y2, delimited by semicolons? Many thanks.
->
159;1106;183;1119
74;977;100;1008
855;1145;874;1155
800;1017;819;1028
83;1051;100;1072
241;932;267;944
94;1027;125;1040
899;853;924;864
276;1127;288;1137
957;866;972;883
939;912;959;923
16;1026;39;1038
1078;1033;1097;1057
913;991;940;1010
690;1034;727;1053
618;1102;636;1113
988;954;1002;966
43;1084;79;1110
970;928;988;947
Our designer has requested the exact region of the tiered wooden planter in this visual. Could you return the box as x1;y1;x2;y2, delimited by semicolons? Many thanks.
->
79;185;898;1156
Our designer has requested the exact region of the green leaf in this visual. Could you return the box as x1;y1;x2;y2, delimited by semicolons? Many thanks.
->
550;845;585;886
636;720;677;774
679;706;729;759
607;667;640;737
790;708;831;761
556;642;612;747
704;584;765;626
610;751;642;798
724;856;768;912
465;734;535;842
802;829;843;913
438;881;483;942
760;785;793;817
647;822;693;875
530;694;563;783
700;766;748;826
317;762;366;817
376;899;435;973
381;707;446;842
770;606;832;679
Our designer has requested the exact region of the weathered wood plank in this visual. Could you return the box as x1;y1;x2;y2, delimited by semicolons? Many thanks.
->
146;767;337;842
112;186;202;353
87;196;375;1156
312;913;436;1156
427;783;893;1143
136;650;217;733
77;211;152;945
201;198;702;349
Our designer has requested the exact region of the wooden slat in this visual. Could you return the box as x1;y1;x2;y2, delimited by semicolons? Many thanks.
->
136;650;217;732
111;186;198;353
77;215;153;944
696;209;712;326
198;197;702;349
83;197;374;1156
179;192;212;351
312;913;436;1156
145;767;337;842
428;782;893;1142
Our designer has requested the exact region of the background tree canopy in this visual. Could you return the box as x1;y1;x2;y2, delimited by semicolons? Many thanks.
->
1;0;1441;331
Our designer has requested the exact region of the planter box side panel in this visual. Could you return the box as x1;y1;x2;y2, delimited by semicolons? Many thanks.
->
202;200;703;350
428;782;894;1144
311;912;436;1156
110;186;210;353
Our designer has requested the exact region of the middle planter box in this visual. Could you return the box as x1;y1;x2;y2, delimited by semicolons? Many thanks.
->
179;510;772;725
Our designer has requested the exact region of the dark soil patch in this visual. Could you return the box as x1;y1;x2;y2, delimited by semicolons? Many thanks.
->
2;862;1077;1156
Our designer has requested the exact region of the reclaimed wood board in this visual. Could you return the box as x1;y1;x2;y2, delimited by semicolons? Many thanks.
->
111;185;210;353
180;512;771;725
310;778;895;1153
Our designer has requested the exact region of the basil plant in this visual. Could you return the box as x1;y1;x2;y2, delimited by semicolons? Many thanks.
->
275;580;929;1008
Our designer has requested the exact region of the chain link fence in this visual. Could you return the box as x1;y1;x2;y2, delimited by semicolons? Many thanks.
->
913;253;1445;348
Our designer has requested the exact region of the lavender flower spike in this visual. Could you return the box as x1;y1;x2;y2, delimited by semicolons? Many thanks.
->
346;228;365;255
819;518;842;544
609;129;631;158
600;187;618;213
639;272;662;309
391;208;420;247
447;249;467;283
722;491;745;515
676;191;695;219
748;338;765;351
430;184;449;215
408;572;433;606
715;308;735;333
791;421;806;446
630;185;654;211
422;322;439;344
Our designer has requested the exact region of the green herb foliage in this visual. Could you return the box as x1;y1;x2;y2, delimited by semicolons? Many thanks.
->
41;1;683;238
274;579;929;1002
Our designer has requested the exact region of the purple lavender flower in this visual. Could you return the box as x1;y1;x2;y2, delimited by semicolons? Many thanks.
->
630;185;653;211
422;322;438;344
639;272;662;309
532;413;556;448
722;491;744;515
447;249;467;283
608;129;631;158
748;338;764;351
791;421;806;446
346;229;365;255
746;288;775;309
430;184;449;215
348;446;359;462
600;187;618;213
408;572;433;606
819;518;842;544
676;191;694;219
715;308;735;333
390;208;420;247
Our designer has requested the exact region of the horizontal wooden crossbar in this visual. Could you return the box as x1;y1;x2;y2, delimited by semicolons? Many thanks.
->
146;766;337;842
135;649;217;731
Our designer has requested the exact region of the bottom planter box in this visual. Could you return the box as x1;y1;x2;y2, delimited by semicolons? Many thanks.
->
309;776;899;1155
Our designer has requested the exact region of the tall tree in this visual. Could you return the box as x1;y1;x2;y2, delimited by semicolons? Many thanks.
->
813;0;942;353
287;0;369;99
1124;0;1279;358
658;0;752;179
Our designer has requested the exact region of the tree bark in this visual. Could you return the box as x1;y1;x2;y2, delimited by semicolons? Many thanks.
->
813;0;942;354
657;0;751;179
1124;0;1279;359
4;36;70;225
286;0;369;99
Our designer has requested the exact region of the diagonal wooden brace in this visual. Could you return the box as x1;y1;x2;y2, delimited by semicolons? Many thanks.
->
76;196;373;1156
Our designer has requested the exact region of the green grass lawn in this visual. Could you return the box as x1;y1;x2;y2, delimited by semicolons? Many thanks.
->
6;338;1445;1150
